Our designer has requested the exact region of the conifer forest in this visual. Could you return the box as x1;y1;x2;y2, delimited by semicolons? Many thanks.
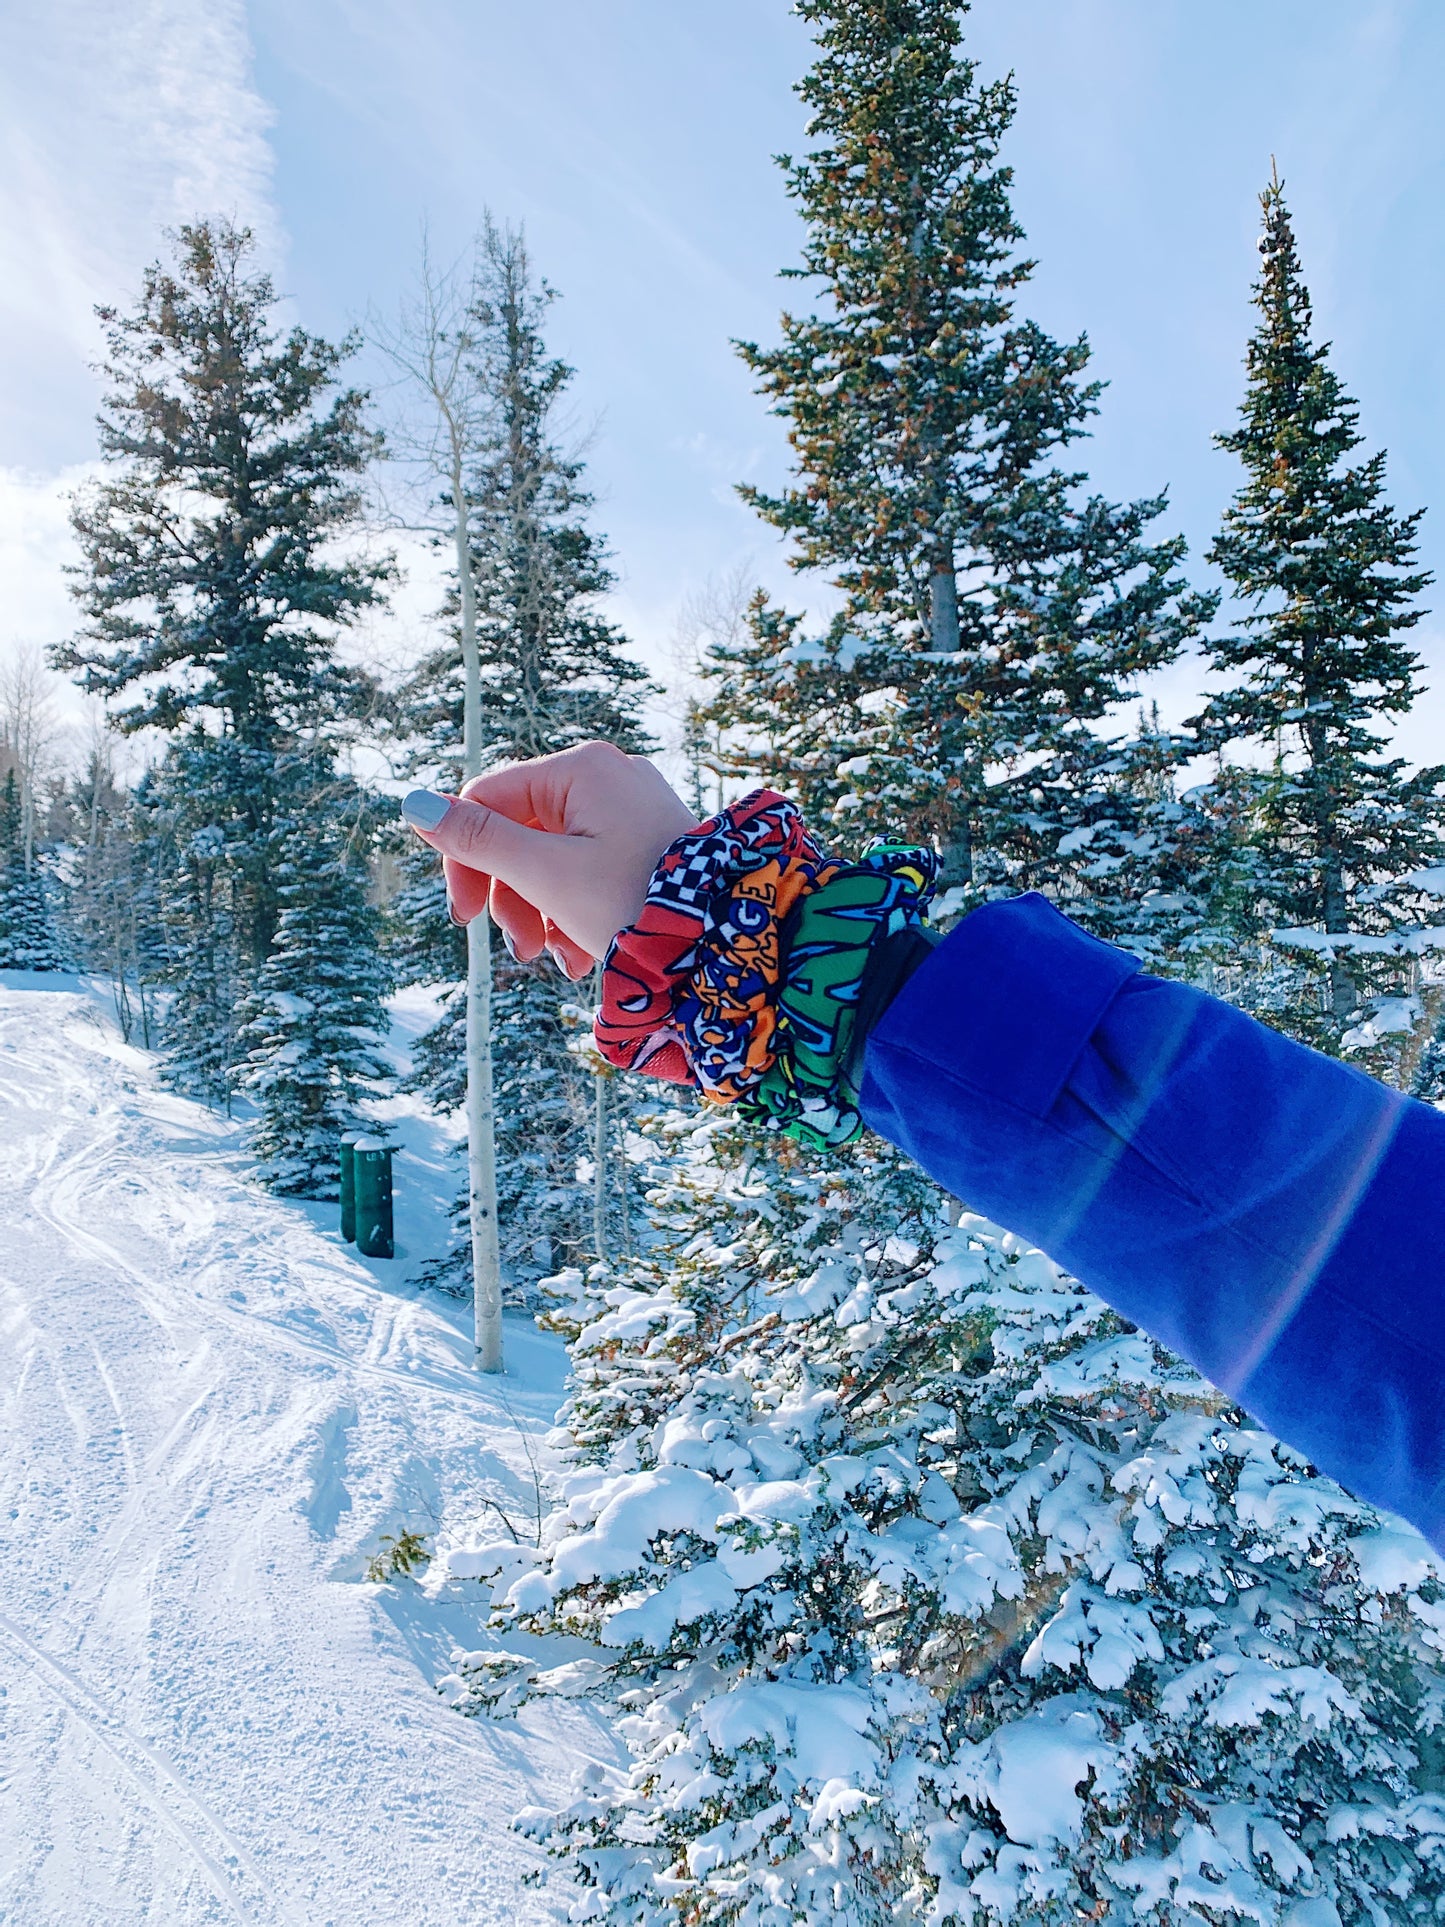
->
2;4;1443;1924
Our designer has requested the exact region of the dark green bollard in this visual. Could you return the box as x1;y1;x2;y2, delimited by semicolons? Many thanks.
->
339;1134;359;1243
354;1139;394;1259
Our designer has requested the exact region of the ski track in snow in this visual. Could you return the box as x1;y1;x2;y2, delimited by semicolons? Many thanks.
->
0;977;606;1926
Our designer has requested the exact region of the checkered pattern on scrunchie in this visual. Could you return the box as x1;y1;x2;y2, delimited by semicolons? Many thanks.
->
593;790;844;1097
594;792;938;1147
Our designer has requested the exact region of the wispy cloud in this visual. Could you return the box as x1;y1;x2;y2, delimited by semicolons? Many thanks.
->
0;0;279;700
1;0;278;456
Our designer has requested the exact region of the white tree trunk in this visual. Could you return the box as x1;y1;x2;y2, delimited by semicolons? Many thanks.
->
453;447;506;1373
466;910;504;1371
0;646;55;877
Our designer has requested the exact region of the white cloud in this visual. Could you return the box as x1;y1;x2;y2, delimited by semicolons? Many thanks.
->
0;466;86;642
0;0;277;410
0;0;279;754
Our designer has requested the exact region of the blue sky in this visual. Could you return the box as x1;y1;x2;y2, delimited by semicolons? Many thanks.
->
3;0;1442;766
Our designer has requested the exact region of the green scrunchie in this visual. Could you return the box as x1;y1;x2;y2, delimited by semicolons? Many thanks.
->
736;842;938;1150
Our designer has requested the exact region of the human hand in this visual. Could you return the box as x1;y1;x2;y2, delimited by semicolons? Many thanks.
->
402;741;699;978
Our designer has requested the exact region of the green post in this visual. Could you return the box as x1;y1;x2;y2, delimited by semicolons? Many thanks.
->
354;1138;394;1259
339;1134;359;1243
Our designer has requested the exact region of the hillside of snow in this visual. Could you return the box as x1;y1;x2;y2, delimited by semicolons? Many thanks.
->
0;972;605;1926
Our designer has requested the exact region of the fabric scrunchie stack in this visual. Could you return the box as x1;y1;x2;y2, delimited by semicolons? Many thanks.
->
593;789;937;1149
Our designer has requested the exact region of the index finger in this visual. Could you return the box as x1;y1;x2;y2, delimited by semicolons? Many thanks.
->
443;854;492;926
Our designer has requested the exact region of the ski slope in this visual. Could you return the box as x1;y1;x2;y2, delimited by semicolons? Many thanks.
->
0;974;604;1926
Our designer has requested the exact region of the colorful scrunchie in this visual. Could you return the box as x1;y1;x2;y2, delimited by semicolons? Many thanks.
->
593;791;842;1093
595;791;938;1149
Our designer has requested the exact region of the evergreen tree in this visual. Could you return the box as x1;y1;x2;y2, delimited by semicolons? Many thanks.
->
449;1121;1445;1925
1198;173;1443;1071
386;827;465;994
392;222;654;1285
400;220;653;775
239;792;392;1196
707;0;1213;914
0;770;68;971
132;743;251;1105
1413;1012;1445;1106
60;220;391;1088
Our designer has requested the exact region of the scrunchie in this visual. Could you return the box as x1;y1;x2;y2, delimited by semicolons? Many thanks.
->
594;792;937;1148
593;791;842;1091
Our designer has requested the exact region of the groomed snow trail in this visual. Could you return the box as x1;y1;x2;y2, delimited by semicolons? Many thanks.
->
0;977;602;1926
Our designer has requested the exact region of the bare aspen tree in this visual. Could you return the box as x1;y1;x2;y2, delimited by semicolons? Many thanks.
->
383;221;653;1298
587;963;616;1269
373;241;505;1373
672;564;755;814
80;719;157;1049
478;226;619;1275
0;645;61;873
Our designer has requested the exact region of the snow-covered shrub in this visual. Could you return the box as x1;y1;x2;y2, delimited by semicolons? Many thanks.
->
449;1118;1445;1925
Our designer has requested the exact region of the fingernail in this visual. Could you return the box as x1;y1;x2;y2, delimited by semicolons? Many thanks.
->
402;788;451;832
502;930;519;960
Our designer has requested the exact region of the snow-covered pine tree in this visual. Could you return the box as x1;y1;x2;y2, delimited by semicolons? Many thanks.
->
1197;172;1445;1079
239;779;392;1196
1413;1019;1445;1107
707;0;1214;924
0;769;68;971
392;219;655;1285
442;45;1442;1919
448;1117;1445;1925
60;220;391;1093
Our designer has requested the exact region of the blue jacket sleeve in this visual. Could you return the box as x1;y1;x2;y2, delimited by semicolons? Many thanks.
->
858;891;1445;1554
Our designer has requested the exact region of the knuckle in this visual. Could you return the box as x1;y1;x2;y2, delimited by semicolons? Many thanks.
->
576;739;624;768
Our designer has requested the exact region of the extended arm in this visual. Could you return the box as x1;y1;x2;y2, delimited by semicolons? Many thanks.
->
405;747;1445;1553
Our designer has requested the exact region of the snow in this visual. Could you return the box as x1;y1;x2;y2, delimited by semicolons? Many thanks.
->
695;1680;879;1790
952;1697;1113;1849
543;1466;728;1591
1351;1526;1443;1595
0;972;608;1925
1273;924;1445;956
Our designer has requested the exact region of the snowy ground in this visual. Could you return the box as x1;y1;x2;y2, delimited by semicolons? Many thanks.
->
0;973;609;1926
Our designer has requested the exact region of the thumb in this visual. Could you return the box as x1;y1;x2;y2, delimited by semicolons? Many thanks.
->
415;793;562;898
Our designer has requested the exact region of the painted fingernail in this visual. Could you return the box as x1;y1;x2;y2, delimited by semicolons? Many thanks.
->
502;930;519;960
402;788;451;832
